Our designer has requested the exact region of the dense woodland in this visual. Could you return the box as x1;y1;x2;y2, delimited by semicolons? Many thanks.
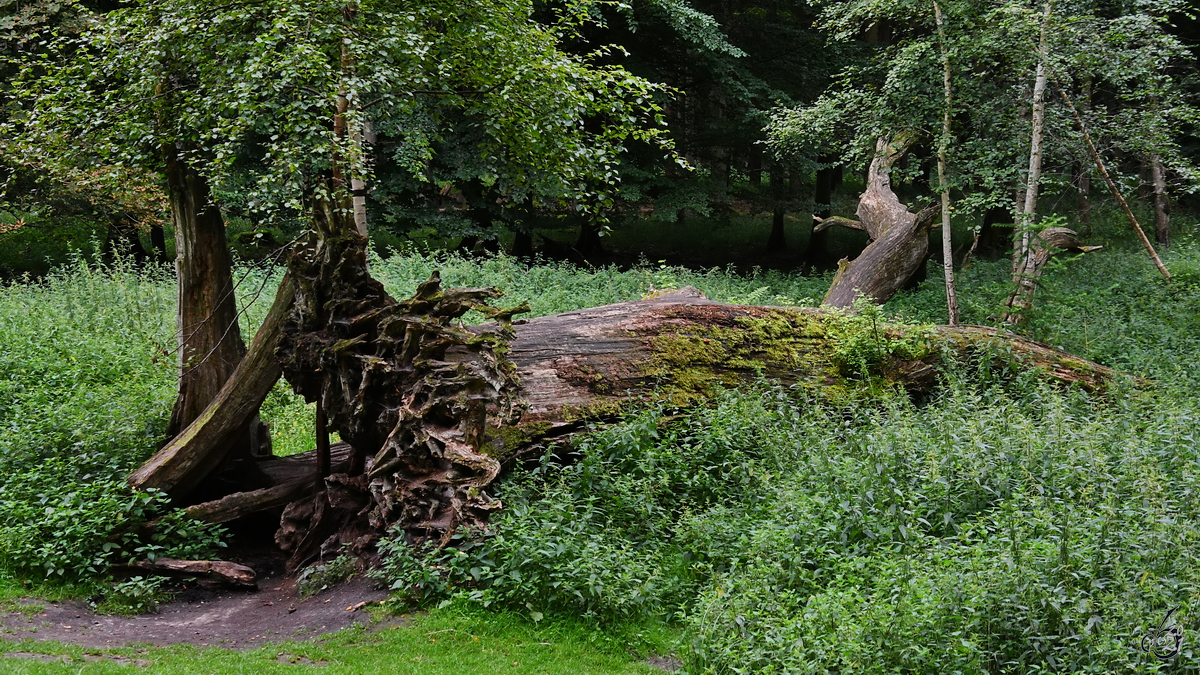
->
2;0;1200;672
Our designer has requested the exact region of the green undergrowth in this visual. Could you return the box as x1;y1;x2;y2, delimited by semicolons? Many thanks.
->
378;379;1200;673
0;606;667;673
1;228;1198;670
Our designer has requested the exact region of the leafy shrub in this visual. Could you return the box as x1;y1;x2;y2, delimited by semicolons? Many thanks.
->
297;554;359;597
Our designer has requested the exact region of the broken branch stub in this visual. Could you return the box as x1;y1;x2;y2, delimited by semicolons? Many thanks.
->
275;202;528;568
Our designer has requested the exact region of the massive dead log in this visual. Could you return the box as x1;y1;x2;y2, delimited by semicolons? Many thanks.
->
819;133;939;308
266;209;1131;569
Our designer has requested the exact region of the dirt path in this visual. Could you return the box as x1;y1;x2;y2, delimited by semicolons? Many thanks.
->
0;571;388;650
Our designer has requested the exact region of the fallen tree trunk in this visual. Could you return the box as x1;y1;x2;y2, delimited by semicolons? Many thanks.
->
818;133;939;308
131;197;1135;571
129;275;295;497
262;217;1132;569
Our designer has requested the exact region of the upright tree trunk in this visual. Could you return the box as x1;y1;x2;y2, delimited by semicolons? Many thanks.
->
806;162;837;267
1012;1;1051;278
101;213;150;267
1075;163;1092;236
1003;2;1052;324
1076;80;1092;237
767;169;787;250
1151;155;1170;245
150;223;170;264
511;230;534;257
163;144;267;459
934;0;958;325
575;219;604;256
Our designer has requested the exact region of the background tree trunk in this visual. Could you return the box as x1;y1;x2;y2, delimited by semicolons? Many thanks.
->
1012;1;1051;279
1152;155;1170;245
768;169;787;250
934;0;958;325
163;144;269;459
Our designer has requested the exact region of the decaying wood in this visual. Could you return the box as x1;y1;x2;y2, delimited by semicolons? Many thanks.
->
164;144;267;460
266;211;1130;570
820;134;939;308
184;444;354;524
135;191;1137;572
111;558;257;590
129;275;294;497
272;193;528;570
1003;227;1100;325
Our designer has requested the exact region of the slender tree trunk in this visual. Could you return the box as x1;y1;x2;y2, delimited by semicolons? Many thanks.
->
163;144;266;459
806;162;836;267
1003;2;1052;324
1012;1;1051;278
150;223;170;264
1151;155;1170;246
1057;86;1171;280
934;0;958;325
1075;163;1092;236
768;169;787;250
1076;79;1092;237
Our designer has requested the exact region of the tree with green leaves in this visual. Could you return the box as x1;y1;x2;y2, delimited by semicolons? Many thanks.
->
768;0;1196;318
13;0;668;495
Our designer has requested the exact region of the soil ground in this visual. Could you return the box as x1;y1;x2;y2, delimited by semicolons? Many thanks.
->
0;572;387;650
0;531;390;650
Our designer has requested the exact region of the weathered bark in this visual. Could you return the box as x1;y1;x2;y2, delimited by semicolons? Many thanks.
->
163;144;267;460
111;559;257;590
1152;155;1170;246
819;133;938;308
129;274;294;497
185;444;355;524
1002;227;1100;325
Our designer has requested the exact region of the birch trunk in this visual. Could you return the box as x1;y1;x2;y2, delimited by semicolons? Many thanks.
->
934;0;958;325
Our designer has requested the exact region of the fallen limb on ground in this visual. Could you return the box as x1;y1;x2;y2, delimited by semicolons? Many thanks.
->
110;559;257;590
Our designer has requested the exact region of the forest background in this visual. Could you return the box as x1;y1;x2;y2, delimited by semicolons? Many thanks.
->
1;0;1200;672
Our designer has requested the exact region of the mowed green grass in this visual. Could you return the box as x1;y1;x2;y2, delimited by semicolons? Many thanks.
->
0;608;666;674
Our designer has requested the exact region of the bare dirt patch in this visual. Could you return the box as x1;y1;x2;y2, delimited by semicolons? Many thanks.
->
0;570;387;650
